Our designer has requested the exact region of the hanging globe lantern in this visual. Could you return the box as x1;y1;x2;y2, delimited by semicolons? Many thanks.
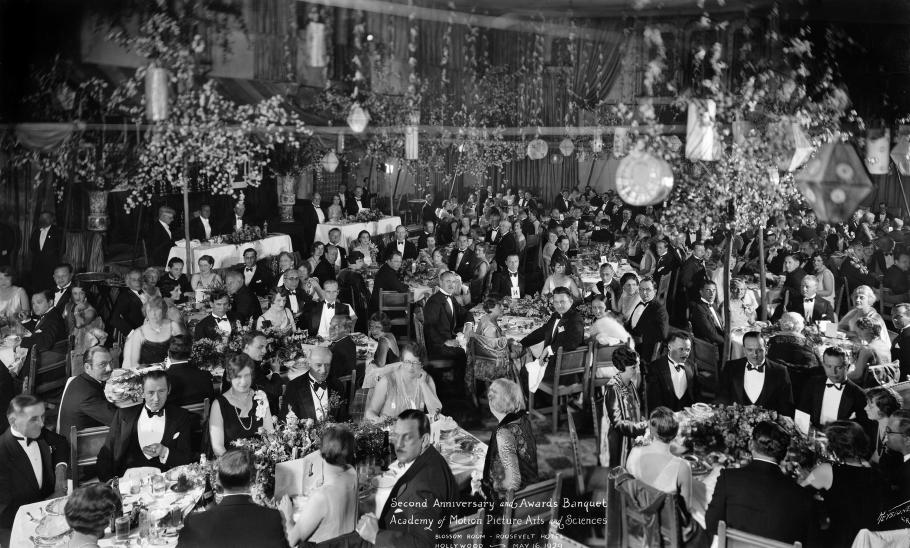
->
145;66;170;122
615;150;674;206
322;150;339;173
559;137;574;157
796;142;872;223
891;135;910;176
527;139;548;160
865;127;891;175
347;103;370;133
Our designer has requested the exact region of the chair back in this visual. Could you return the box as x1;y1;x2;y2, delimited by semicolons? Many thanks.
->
379;290;412;341
24;340;70;399
691;336;719;400
607;470;681;548
69;425;110;488
589;342;626;400
716;520;803;548
890;380;910;409
566;404;585;495
501;473;562;544
337;369;358;403
835;276;850;317
446;508;486;548
657;274;673;305
181;398;211;454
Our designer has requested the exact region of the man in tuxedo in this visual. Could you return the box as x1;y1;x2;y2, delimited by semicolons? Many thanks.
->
29;210;64;292
158;258;192;303
279;346;348;422
518;287;585;382
353;410;457;548
382;225;418;262
178;449;289;548
421;193;437;224
492;220;517;271
303;280;354;338
57;346;116;440
892;304;910;381
517;190;536;211
678;242;709;303
147;206;178;267
884;252;910;303
110;269;145;337
653;239;679;288
279;270;309;325
613;208;635;234
628;277;669;364
164;336;215;406
369;252;409;313
0;396;68;539
683;221;702;250
327;229;349;270
347;186;368;216
589;263;620;306
19;290;65;353
188;204;216;242
339;183;352;212
240;248;273;298
486;218;506;245
716;332;795;416
313;245;339;286
689;281;725;354
646;333;699;412
50;263;73;310
448;234;476;283
97;370;194;481
555;190;570;214
224;270;261;326
417;220;435;249
328;315;359;383
705;421;817;544
423;271;472;391
780;253;807;306
771;275;835;324
298;192;325;259
491;254;525;298
797;347;868;428
194;292;236;341
885;409;910;509
221;200;253;235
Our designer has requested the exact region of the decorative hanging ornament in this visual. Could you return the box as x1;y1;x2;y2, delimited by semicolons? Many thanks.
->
144;66;170;122
795;142;872;223
685;100;721;161
613;128;629;158
615;150;674;206
347;103;370;133
865;127;891;175
559;137;574;157
527;139;548;160
306;21;327;68
891;134;910;176
322;150;339;173
775;120;812;172
405;112;419;160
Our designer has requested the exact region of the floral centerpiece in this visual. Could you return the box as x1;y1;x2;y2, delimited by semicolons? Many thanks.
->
354;209;384;223
190;322;309;372
504;294;552;321
189;337;227;373
222;225;264;245
401;259;438;286
104;364;166;406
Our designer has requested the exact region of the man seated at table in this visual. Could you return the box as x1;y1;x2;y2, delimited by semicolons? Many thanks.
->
369;251;409;313
327;228;350;270
328;315;359;384
278;269;310;326
178;448;289;548
490;253;525;298
51;263;74;311
705;421;817;545
587;262;620;306
646;333;699;413
0;395;68;544
194;291;236;341
770;274;835;324
188;203;216;242
58;346;116;437
158;257;193;303
716;331;794;417
797;346;868;429
448;234;476;282
689;281;725;357
883;251;910;304
165;336;216;406
19;290;65;353
280;346;348;423
314;245;340;286
382;225;418;262
96;370;194;481
109;269;145;338
225;269;262;326
417;220;435;249
337;251;370;332
240;248;273;298
418;235;439;267
147;206;178;267
347;186;368;216
303;280;355;338
221;199;254;235
423;271;472;395
517;287;585;386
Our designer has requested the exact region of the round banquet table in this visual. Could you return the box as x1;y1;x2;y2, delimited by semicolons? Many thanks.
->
168;234;293;274
314;216;401;249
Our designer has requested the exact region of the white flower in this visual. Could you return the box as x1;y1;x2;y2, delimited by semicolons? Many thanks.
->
254;390;269;421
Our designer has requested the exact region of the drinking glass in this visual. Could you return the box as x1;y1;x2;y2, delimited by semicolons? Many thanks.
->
114;515;131;541
169;505;183;531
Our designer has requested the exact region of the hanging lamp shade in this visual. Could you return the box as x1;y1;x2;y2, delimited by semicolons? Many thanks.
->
891;135;910;176
615;150;674;206
613;127;628;158
774;120;812;172
306;21;327;68
145;66;169;122
405;112;419;160
796;142;872;223
527;139;548;160
591;134;604;153
866;127;891;175
336;133;345;153
347;103;370;133
559;137;574;157
685;100;721;161
322;150;339;173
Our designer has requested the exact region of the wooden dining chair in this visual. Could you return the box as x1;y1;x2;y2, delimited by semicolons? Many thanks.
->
181;398;211;454
529;347;589;434
691;336;720;400
24;340;70;406
501;473;563;548
379;290;412;343
716;521;803;548
69;425;110;488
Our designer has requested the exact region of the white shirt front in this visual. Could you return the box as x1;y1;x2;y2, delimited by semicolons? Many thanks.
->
314;205;325;223
743;362;765;404
820;382;845;425
702;299;722;328
318;302;337;338
212;314;232;333
244;265;256;285
630;301;647;328
802;296;815;322
508;270;520;287
137;408;168;464
455;251;465;270
309;375;329;422
331;246;342;267
39;226;50;251
287;292;300;314
200;217;212;239
355;199;364;211
490;229;499;241
10;427;42;487
667;358;688;400
160;220;172;239
396;241;406;254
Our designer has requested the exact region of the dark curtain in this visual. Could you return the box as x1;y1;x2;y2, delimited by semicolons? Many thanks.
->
862;172;910;216
492;157;578;209
572;25;627;112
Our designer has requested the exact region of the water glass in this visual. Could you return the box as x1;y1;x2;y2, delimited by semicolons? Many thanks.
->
169;505;183;531
114;515;131;541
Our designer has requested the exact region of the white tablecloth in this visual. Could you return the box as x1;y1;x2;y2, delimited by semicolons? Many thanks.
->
167;234;293;273
314;217;401;249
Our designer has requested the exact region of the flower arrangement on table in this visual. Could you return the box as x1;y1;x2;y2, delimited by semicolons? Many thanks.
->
401;259;439;286
104;364;166;406
353;209;385;223
222;225;264;245
574;302;597;326
504;294;552;321
190;323;309;373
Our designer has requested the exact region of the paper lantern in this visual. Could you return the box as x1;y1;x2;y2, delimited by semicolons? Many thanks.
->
866;128;891;175
322;150;339;173
145;66;169;122
591;134;604;153
559;138;574;157
405;112;419;160
347;103;370;133
615;150;674;206
796;142;872;223
685;100;721;161
774;120;812;172
891;135;910;176
527;139;548;160
613;128;628;158
306;21;327;68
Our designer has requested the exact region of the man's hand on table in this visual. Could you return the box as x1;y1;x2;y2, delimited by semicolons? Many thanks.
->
356;513;379;544
443;339;460;348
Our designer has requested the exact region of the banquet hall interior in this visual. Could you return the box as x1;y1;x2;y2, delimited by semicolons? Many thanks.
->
2;0;910;547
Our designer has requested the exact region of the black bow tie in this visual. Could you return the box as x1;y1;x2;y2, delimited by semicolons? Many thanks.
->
312;380;327;391
826;382;844;391
12;435;36;446
326;303;335;309
246;267;254;272
56;287;66;293
670;362;684;373
145;407;164;418
213;316;227;321
746;363;764;373
510;272;518;277
804;298;814;303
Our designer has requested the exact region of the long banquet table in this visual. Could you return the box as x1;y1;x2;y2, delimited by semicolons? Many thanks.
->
167;234;293;274
314;216;401;249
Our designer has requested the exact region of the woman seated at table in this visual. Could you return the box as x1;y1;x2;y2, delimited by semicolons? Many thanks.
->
865;387;903;467
350;230;375;265
297;263;325;302
122;296;181;368
848;317;892;386
588;295;633;348
726;277;758;330
190;255;223;293
364;344;442;422
633;236;657;277
256;291;297;333
457;217;473;240
541;257;581;300
767;312;820;370
603;346;648;467
0;265;29;322
327;194;344;221
542;230;558;272
306;242;325;274
210;353;274;456
614;272;643;323
368;312;399;367
801;421;886;546
279;425;358;546
626;407;694;513
476;298;505;339
473;379;538;503
64;281;104;335
432;248;449;272
838;285;889;343
810;252;837;306
64;483;123;548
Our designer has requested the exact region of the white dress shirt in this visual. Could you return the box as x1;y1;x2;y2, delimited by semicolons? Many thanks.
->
39;226;50;251
160;220;172;239
212;313;232;333
200;217;212;239
317;302;337;338
667;357;688;400
314;204;325;223
820;382;845;425
244;265;256;285
54;283;71;306
137;408;169;463
354;199;364;212
702;299;722;328
10;427;42;487
630;301;647;328
802;296;815;322
743;362;766;404
309;375;329;422
396;241;406;254
287;292;300;314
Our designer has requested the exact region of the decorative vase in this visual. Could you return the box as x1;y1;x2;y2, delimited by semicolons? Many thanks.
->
87;190;109;231
279;175;297;223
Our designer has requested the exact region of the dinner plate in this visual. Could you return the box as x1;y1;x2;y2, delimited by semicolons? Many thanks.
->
35;514;70;540
449;451;477;466
44;497;67;516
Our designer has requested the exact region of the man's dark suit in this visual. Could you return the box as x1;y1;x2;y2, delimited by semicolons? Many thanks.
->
50;285;72;313
58;373;117;437
313;257;337;286
891;326;910;382
0;366;14;434
771;294;835;324
683;230;702;249
796;377;868;427
628;300;669;364
19;308;65;353
29;224;64;291
555;195;570;213
490;270;526;298
229;285;262;326
381;240;419;262
301;301;351;336
0;428;67;529
417;230;435;250
279;373;348;422
646;356;698;412
653;252;679;287
177;494;289;548
447;248;476;282
519;310;585;379
166;362;216;406
194;312;238;341
346;196;367;216
280;285;310;323
689;300;725;348
715;359;795;416
96;404;194;481
369;264;408;312
240;263;274;298
329;335;359;383
298;199;323;259
705;460;816;545
421;202;437;224
493;232;517;270
884;265;910;297
109;288;145;337
842;257;880;291
677;256;708;301
337;268;370;332
147;221;177;267
422;291;470;358
188;216;216;242
590;279;621;307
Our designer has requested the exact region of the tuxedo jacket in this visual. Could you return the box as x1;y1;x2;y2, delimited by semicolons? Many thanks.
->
555;195;570;213
422;291;471;356
891;327;910;382
279;373;348;422
689;300;725;347
628;300;669;363
613;218;637;234
301;300;351;336
646;355;699;412
194;312;238;341
110;288;145;336
166;362;216;406
239;262;274;298
219;214;254;236
298;199;323;258
312;257;337;286
51;285;73;313
337;268;369;314
884;265;910;296
346;196;368;216
796;376;868;428
715;359;795;416
177;494;289;548
493;233;518;270
20;308;65;353
447;248;476;281
329;335;357;379
421;203;437;224
653;253;679;286
58;373;117;438
381;240;419;262
0;365;14;434
147;221;177;266
771;294;835;323
590;279;621;307
683;230;703;249
333;246;350;270
279;286;310;321
369;264;409;311
29;225;64;290
416;230;435;250
96;404;194;481
188;216;216;241
376;446;458;548
519;310;585;372
0;428;68;528
490;270;526;298
230;285;262;326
